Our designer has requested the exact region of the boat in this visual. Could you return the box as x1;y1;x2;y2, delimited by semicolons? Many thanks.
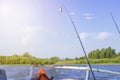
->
29;64;120;80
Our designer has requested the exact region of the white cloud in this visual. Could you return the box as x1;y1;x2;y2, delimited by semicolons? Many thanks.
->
85;17;93;20
83;13;94;20
95;32;112;40
79;32;94;40
79;32;112;40
84;13;94;16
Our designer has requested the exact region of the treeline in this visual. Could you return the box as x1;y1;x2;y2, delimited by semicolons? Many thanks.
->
0;52;61;65
0;47;120;64
88;47;120;59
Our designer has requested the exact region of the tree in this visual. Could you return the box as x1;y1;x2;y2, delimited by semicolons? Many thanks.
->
118;52;120;56
12;53;19;57
64;58;74;61
50;56;60;64
88;47;116;59
22;52;32;57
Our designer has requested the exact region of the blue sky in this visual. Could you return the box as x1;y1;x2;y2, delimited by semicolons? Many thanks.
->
0;0;120;58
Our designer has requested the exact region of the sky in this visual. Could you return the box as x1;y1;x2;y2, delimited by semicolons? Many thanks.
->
0;0;120;58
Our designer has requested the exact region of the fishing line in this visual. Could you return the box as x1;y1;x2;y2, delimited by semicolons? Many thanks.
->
110;11;120;36
59;2;96;80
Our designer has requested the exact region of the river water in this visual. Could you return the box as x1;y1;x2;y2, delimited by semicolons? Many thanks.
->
0;64;120;80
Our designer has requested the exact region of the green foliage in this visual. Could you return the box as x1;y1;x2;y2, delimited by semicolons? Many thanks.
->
22;52;32;57
50;56;60;64
64;58;74;61
12;54;19;57
88;47;117;59
0;47;120;65
117;52;120;56
75;56;85;60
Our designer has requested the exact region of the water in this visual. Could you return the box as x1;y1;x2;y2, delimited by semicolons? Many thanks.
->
1;64;120;80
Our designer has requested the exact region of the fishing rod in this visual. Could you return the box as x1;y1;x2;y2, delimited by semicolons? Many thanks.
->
110;12;120;36
59;3;96;80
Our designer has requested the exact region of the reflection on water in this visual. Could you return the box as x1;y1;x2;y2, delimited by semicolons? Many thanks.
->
1;64;120;80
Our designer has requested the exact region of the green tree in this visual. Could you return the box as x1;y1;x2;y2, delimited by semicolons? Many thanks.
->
12;53;19;57
118;52;120;56
22;52;32;57
50;56;60;64
88;47;116;59
64;58;74;61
